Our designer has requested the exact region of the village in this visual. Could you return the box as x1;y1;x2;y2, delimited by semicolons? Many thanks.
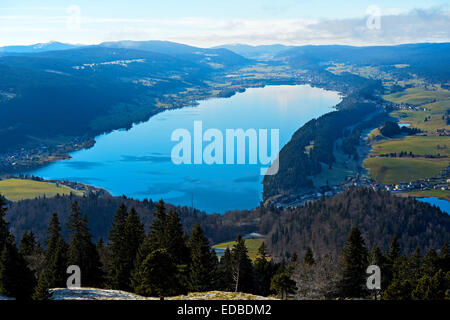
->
273;165;450;209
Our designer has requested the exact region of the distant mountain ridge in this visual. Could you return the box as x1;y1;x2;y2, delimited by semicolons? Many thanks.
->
99;40;251;68
278;42;450;82
0;41;81;54
0;41;252;154
212;43;294;60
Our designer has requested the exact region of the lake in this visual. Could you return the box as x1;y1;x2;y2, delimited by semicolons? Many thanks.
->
29;85;341;213
417;197;450;215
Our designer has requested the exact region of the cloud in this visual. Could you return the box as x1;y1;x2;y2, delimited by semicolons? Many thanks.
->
301;7;450;46
99;7;450;46
0;7;449;47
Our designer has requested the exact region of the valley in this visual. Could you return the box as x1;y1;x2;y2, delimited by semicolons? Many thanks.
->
1;0;450;304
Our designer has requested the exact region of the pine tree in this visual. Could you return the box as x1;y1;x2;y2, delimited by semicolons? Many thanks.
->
108;205;145;291
0;197;35;299
133;249;179;297
422;248;439;277
340;227;368;298
383;278;412;300
0;197;13;250
369;246;387;289
187;224;218;292
44;212;68;288
107;203;128;289
231;234;254;293
411;270;448;300
122;207;145;289
166;209;189;265
387;235;401;261
32;272;51;301
0;242;35;300
148;200;168;252
254;242;275;296
438;243;450;273
131;201;170;290
96;237;109;276
66;202;103;287
218;247;234;291
19;231;37;256
408;247;422;282
304;247;315;266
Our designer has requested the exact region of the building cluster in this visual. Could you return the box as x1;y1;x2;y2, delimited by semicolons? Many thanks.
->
274;166;450;209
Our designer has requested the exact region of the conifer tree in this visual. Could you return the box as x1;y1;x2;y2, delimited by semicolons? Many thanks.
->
340;227;368;298
108;205;145;291
421;248;439;277
408;247;422;282
187;224;218;292
107;203;128;289
0;242;35;300
66;202;103;287
132;201;168;288
133;249;179;297
231;234;254;293
388;235;401;261
122;207;145;289
254;242;275;296
148;200;168;252
19;230;37;256
0;197;35;299
411;270;449;300
439;243;450;273
166;209;189;265
32;272;51;301
383;278;412;300
369;246;386;289
384;235;401;285
304;247;315;266
44;212;68;288
218;247;234;291
0;197;12;250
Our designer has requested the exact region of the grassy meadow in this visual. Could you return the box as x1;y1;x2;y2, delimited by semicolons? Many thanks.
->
363;157;449;184
371;136;450;157
212;238;265;261
0;178;83;201
364;86;450;185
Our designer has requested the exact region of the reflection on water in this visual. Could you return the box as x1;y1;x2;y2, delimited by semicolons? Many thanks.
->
28;85;341;213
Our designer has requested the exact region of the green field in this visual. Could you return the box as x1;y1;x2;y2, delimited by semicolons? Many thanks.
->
212;238;265;261
0;178;83;201
390;99;450;132
363;157;449;184
384;87;450;132
384;87;450;105
371;136;450;157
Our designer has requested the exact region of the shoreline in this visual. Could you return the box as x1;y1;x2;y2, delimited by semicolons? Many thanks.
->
0;63;352;177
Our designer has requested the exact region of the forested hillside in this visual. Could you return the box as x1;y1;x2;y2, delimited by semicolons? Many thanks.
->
279;43;450;83
263;188;450;259
4;188;449;262
5;193;260;245
0;43;250;154
262;83;382;200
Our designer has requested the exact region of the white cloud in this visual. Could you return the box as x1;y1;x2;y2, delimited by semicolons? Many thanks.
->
0;7;448;47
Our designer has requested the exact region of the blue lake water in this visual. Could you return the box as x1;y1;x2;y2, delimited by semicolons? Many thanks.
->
417;197;450;214
29;85;341;213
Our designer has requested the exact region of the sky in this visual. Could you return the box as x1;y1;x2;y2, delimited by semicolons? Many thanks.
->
0;0;449;47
